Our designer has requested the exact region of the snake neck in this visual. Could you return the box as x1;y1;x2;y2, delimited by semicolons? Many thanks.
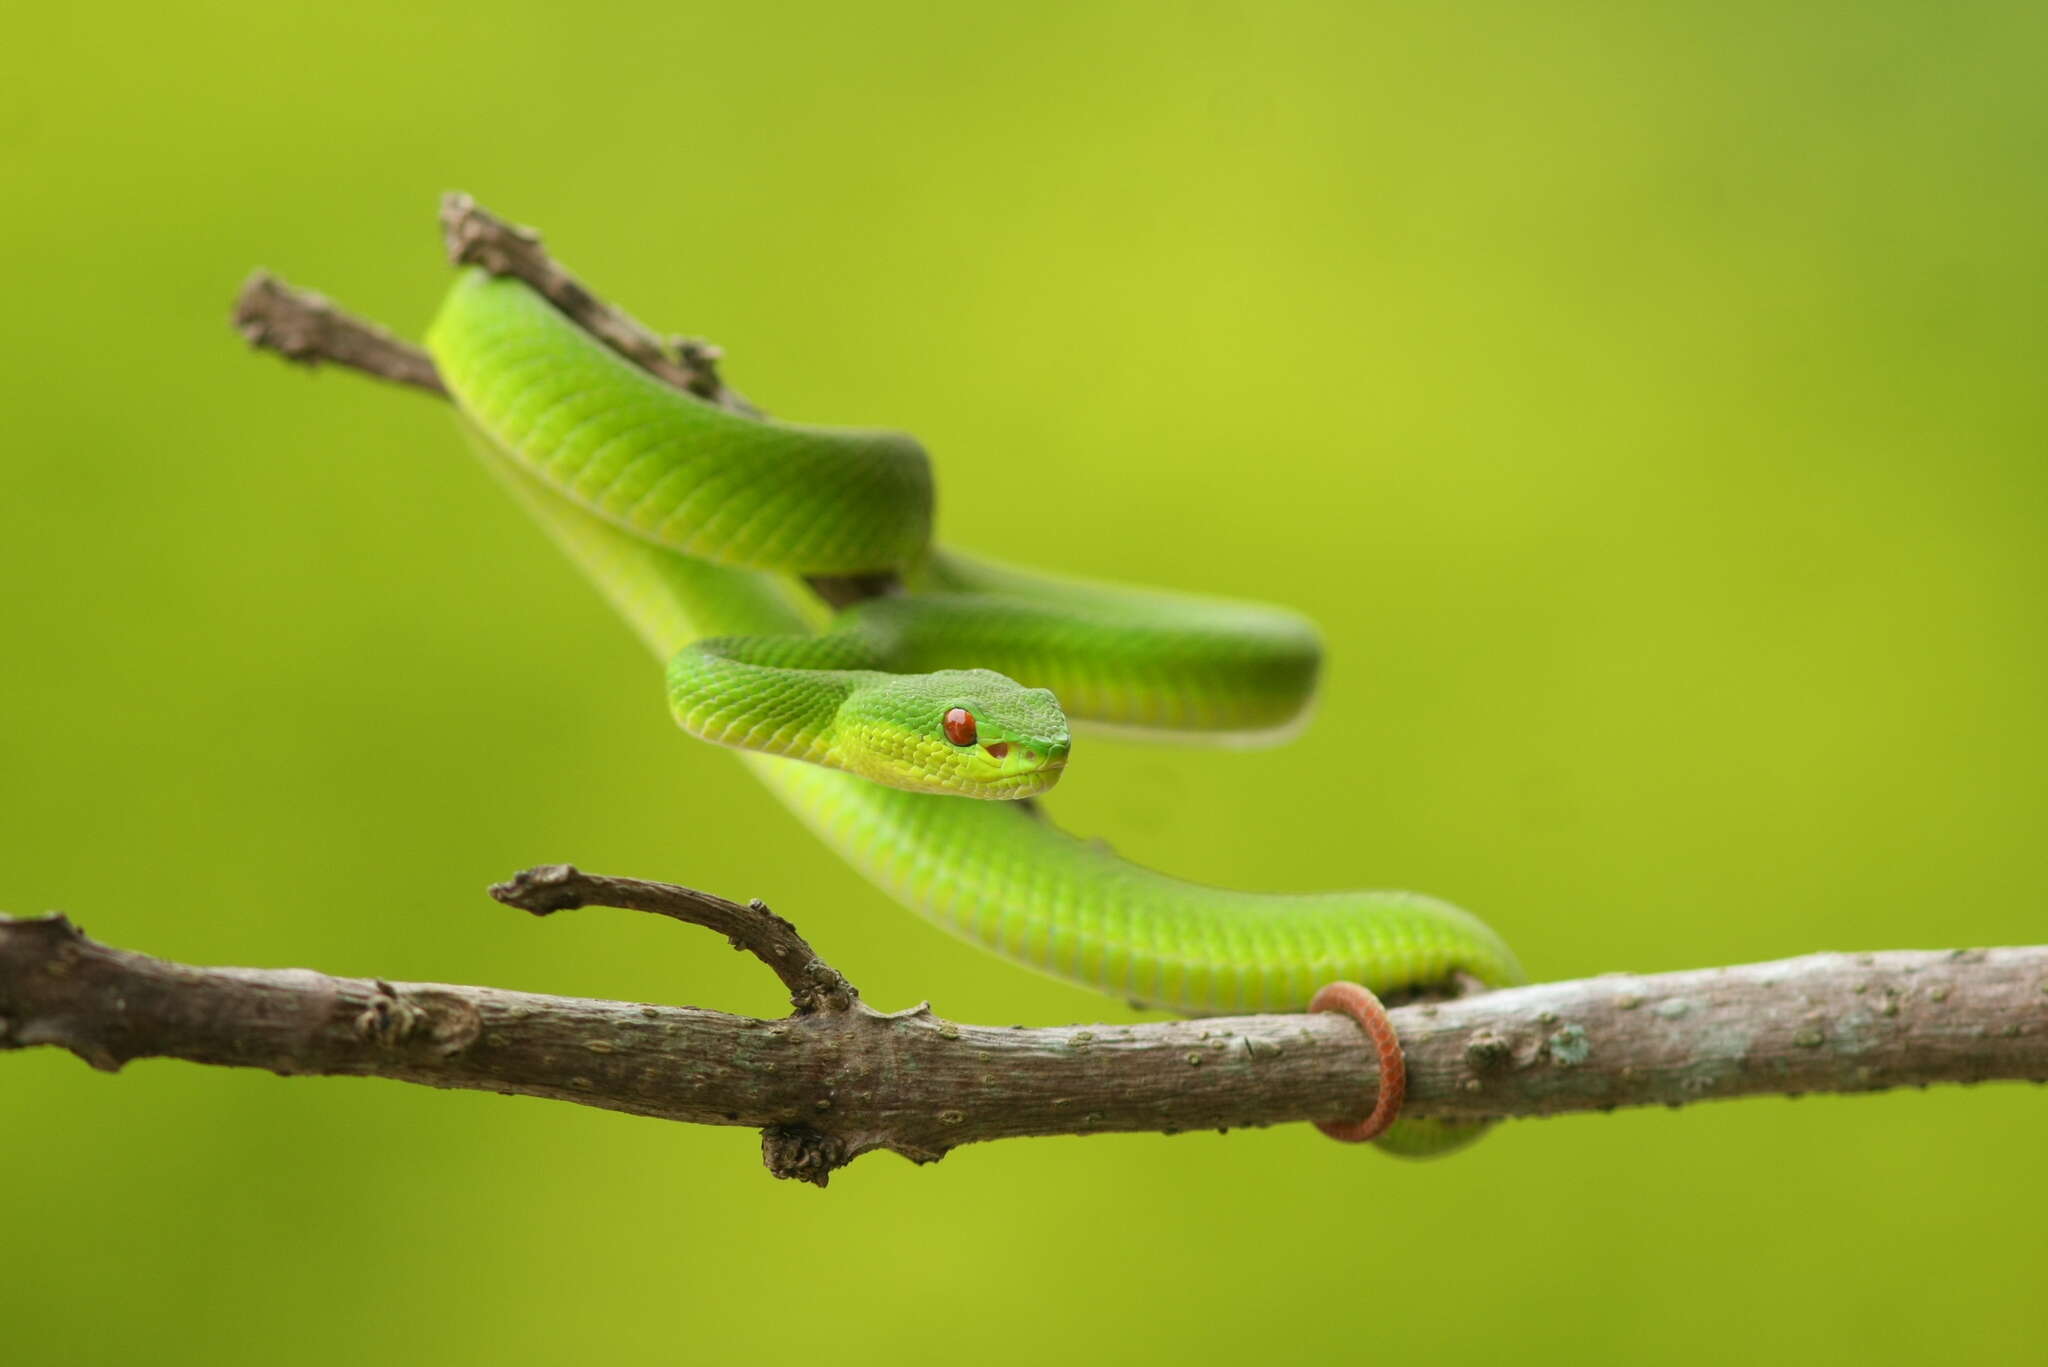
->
666;634;884;772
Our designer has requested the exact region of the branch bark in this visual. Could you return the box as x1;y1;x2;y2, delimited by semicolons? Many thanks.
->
233;271;446;395
438;192;755;414
231;196;751;412
4;876;2044;1185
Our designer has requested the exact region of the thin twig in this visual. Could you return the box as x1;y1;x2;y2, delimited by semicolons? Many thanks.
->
244;199;899;601
3;889;2043;1186
232;271;445;395
490;863;857;1013
439;192;755;414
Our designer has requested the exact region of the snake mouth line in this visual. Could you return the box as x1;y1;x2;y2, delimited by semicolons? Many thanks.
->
983;760;1066;792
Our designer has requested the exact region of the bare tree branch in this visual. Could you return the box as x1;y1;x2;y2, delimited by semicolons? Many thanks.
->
491;863;857;1014
4;880;2044;1185
243;199;894;604
439;192;755;415
232;197;753;417
232;271;445;395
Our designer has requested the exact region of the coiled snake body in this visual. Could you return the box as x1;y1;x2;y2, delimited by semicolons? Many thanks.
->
428;270;1523;1155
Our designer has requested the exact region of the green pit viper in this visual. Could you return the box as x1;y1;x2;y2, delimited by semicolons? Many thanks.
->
425;268;1525;1156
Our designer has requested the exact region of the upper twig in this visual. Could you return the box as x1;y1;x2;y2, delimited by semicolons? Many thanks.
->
233;271;445;395
240;193;896;602
439;192;756;414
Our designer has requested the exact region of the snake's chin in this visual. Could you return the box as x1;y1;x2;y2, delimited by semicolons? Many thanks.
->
973;760;1066;801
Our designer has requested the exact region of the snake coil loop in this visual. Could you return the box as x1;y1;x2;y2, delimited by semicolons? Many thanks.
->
428;269;1522;1156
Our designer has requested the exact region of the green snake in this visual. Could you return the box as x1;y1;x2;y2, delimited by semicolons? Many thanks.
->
426;269;1525;1156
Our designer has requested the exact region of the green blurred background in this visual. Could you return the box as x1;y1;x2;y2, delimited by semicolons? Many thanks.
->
4;2;2043;1361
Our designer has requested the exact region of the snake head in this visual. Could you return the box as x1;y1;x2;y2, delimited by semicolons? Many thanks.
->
837;668;1070;800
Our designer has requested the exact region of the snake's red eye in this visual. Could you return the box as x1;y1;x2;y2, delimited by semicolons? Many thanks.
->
943;707;977;747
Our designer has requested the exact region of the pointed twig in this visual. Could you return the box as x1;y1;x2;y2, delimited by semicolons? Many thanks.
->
490;863;856;1013
439;191;755;414
232;270;445;395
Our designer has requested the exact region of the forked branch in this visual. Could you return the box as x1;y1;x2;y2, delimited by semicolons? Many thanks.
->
4;873;2043;1185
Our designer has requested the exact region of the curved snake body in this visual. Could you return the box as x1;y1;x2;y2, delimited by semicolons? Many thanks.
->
428;270;1525;1155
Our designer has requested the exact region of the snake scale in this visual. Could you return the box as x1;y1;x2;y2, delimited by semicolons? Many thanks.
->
426;268;1524;1155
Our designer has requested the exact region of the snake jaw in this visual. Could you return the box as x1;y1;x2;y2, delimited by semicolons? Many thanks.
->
944;727;1069;800
845;744;1065;800
957;723;1072;799
989;734;1070;795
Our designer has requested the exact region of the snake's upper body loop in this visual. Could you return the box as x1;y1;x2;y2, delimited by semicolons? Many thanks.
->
427;268;1526;1156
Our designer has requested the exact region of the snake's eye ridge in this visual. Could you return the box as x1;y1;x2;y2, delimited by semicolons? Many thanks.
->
943;707;977;747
